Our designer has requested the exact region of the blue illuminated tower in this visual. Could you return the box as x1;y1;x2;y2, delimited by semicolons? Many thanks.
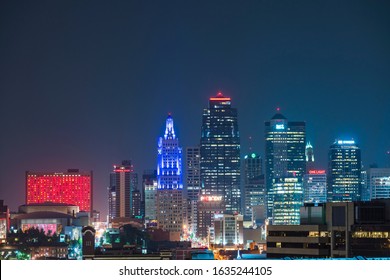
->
156;114;183;237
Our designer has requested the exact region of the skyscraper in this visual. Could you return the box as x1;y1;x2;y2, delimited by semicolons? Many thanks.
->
265;112;306;222
244;153;263;181
108;172;116;222
361;169;369;201
186;146;201;202
112;160;138;218
200;92;241;214
26;169;93;215
367;168;390;200
271;177;303;225
156;114;183;237
303;170;327;203
305;142;315;172
143;170;157;223
328;140;362;202
243;153;265;222
185;146;201;237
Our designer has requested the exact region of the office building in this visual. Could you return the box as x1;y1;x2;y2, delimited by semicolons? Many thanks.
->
267;200;390;258
197;195;224;241
112;160;138;218
131;189;141;217
367;168;390;200
26;169;93;215
328;140;362;202
156;114;183;237
212;214;244;246
361;169;370;201
265;112;306;221
144;171;158;223
243;153;265;222
200;92;241;214
186;146;201;201
108;172;116;222
272;177;303;225
303;170;327;203
244;153;263;182
305;142;315;172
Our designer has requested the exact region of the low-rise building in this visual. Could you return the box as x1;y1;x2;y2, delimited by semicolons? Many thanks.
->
267;200;390;258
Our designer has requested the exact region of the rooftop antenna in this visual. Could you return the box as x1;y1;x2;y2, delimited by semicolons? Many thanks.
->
248;136;253;152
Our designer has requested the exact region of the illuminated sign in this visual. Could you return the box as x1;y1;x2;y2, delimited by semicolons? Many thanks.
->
22;223;58;235
210;92;231;101
209;97;231;101
275;124;285;130
337;140;355;145
200;196;223;202
309;170;326;175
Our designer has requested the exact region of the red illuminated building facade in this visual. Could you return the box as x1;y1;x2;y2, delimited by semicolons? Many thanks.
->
26;169;93;215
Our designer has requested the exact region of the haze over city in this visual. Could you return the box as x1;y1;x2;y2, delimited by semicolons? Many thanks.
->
1;0;389;218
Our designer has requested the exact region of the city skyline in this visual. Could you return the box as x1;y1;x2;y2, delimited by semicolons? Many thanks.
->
1;1;390;217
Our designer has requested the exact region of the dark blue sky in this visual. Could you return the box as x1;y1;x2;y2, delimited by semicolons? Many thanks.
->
1;0;389;217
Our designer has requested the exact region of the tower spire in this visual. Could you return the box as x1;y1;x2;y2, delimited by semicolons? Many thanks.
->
164;114;176;139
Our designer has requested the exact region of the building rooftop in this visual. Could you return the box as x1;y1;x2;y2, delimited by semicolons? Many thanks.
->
271;113;287;120
16;211;74;220
21;202;78;207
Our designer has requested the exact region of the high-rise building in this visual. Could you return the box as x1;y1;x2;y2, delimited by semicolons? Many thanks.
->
26;169;93;215
184;146;201;237
197;195;224;241
244;153;263;182
131;189;142;217
305;142;315;172
200;92;241;215
243;153;265;222
303;170;327;203
156;114;183;236
328;140;362;202
265;112;306;221
213;214;244;246
186;146;201;202
243;175;266;224
272;177;303;225
112;160;138;218
143;170;157;223
108;173;116;222
361;169;369;201
367;168;390;200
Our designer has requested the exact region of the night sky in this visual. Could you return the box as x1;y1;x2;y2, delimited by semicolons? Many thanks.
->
1;0;389;218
